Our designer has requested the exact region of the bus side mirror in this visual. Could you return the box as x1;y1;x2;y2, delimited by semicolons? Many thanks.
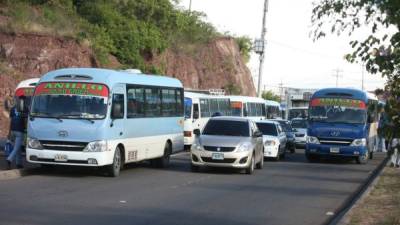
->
193;129;201;136
193;111;199;120
111;103;123;119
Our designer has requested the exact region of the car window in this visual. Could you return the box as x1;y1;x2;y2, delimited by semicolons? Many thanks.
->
291;119;308;129
203;120;250;137
256;123;278;136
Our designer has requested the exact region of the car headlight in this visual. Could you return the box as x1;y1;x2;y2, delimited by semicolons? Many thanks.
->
27;137;43;150
236;142;252;152
307;136;320;144
351;138;366;146
83;140;108;152
264;140;277;146
191;141;203;151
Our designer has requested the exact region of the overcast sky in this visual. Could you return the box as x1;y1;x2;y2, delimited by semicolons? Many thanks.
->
177;0;387;93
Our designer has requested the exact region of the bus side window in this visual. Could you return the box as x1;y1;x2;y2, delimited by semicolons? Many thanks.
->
111;94;125;119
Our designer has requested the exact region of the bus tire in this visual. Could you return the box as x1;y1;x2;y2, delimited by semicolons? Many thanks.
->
245;153;255;174
105;147;122;177
153;142;171;168
356;151;368;164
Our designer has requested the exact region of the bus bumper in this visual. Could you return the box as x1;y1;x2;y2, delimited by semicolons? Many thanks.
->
305;144;367;157
26;148;114;166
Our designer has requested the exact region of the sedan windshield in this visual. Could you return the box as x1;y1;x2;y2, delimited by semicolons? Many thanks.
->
203;120;249;137
291;119;307;129
31;82;108;119
256;123;278;136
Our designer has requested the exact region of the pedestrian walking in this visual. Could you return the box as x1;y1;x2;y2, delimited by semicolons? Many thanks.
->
376;104;388;152
390;138;400;168
5;97;26;170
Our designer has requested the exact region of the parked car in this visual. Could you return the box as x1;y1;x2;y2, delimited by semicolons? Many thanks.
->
190;116;264;174
271;119;296;153
256;121;287;160
291;118;308;148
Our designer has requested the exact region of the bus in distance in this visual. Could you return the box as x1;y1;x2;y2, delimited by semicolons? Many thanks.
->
229;96;266;121
184;91;231;148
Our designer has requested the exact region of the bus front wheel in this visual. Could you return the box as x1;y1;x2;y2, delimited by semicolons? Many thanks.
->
356;151;369;164
105;147;122;177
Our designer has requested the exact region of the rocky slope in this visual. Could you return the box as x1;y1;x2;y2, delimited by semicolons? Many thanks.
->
0;32;255;137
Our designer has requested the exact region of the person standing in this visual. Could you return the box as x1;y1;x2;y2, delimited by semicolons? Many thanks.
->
377;105;388;152
5;102;26;170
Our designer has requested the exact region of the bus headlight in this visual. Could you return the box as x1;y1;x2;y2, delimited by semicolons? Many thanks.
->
84;140;108;152
264;140;277;146
236;142;252;152
27;137;43;150
307;136;320;144
351;138;366;147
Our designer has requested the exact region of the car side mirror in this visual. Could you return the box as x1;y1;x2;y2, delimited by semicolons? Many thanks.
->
193;129;201;136
293;128;298;132
193;111;199;120
111;103;123;119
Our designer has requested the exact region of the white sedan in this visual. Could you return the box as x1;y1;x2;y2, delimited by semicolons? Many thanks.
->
256;121;287;160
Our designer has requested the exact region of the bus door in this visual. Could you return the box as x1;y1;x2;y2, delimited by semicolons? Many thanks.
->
109;85;128;159
193;103;200;129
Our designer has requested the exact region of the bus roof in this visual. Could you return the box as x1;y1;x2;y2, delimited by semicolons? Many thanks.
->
184;91;229;99
311;88;370;102
16;78;40;90
228;95;265;103
39;68;183;88
265;100;280;107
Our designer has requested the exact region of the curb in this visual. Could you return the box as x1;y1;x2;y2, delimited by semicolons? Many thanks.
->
0;167;36;181
325;156;390;225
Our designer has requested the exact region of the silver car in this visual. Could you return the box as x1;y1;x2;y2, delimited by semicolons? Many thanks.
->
190;117;264;174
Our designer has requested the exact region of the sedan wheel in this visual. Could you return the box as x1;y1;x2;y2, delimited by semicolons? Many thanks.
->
246;154;255;174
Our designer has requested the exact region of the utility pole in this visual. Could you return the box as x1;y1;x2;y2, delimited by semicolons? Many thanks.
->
278;80;284;102
361;63;365;91
332;68;343;87
189;0;192;13
254;0;269;97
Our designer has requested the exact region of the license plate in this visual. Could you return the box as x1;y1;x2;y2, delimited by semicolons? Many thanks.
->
54;154;68;162
211;153;224;160
330;147;340;154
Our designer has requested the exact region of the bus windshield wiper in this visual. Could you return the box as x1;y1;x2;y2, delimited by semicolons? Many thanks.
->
30;112;63;122
62;114;95;124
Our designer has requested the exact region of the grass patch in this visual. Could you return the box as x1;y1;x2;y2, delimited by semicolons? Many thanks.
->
347;167;400;225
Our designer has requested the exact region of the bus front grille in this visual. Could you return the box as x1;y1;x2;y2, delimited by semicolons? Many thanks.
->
40;140;88;151
319;138;353;146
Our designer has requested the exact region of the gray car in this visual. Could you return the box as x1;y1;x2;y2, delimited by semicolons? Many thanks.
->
190;117;264;174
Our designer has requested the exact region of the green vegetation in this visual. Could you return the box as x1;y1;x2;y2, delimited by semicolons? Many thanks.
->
312;0;400;138
0;0;251;72
262;90;280;102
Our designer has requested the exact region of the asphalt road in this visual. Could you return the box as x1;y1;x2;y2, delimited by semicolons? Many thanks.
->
0;150;385;225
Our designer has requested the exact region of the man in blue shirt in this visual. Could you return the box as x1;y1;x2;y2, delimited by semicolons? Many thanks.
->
6;101;26;170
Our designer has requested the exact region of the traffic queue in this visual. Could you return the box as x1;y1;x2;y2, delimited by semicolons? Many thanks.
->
4;68;381;176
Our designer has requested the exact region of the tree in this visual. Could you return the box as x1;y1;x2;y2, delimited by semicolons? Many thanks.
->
312;0;400;138
262;90;280;102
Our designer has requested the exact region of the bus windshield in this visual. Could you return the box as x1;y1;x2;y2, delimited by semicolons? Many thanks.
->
309;98;367;124
31;82;109;119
